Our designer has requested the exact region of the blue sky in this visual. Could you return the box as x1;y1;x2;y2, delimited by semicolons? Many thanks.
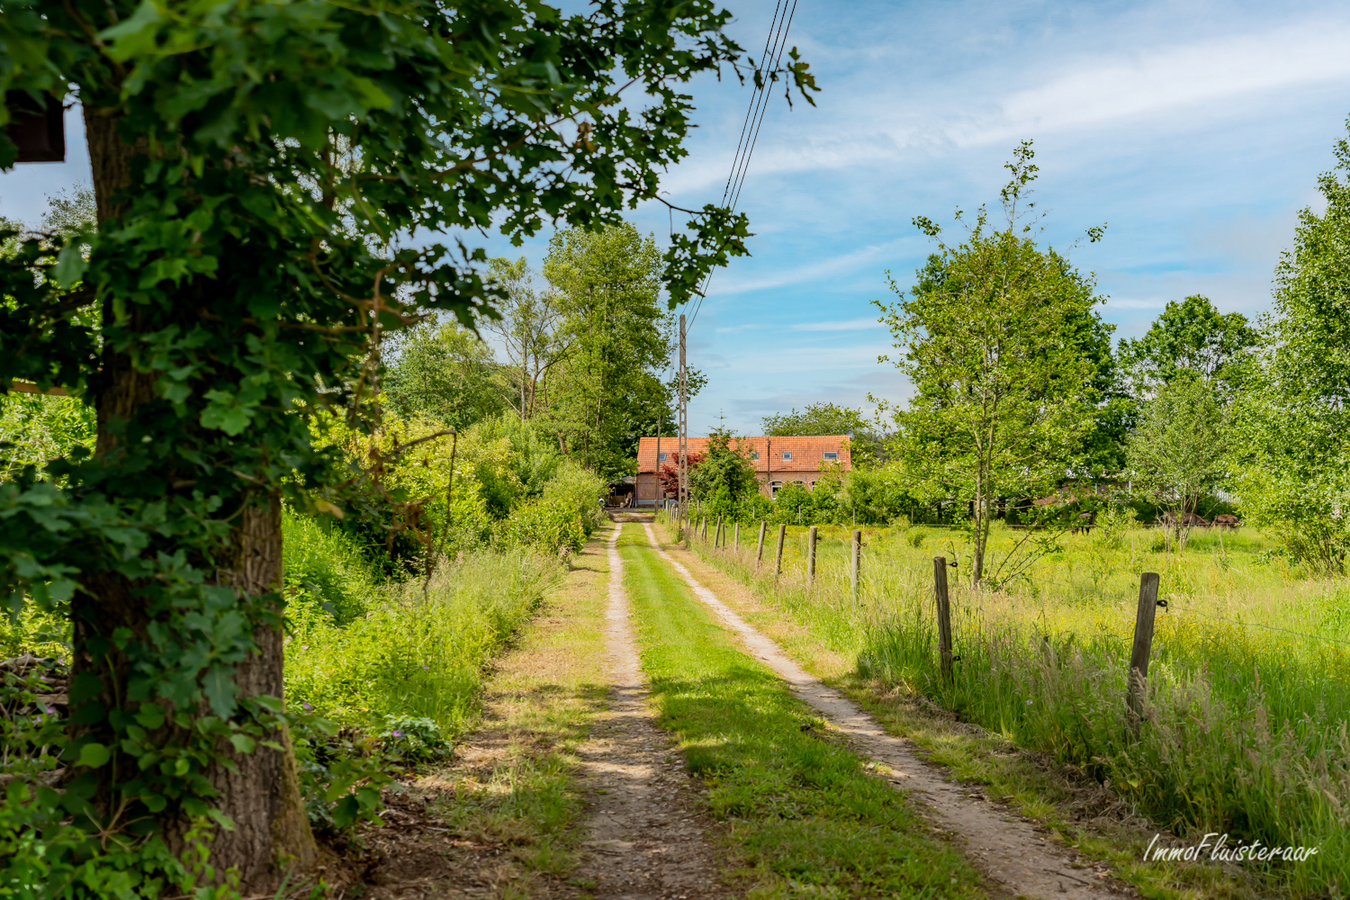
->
4;0;1349;436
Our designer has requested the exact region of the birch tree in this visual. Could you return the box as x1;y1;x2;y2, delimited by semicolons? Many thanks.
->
876;143;1104;585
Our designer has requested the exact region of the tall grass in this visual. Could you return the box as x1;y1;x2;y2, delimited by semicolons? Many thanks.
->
676;515;1350;897
284;512;561;736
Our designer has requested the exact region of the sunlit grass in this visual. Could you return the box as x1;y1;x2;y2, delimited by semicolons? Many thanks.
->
673;513;1350;898
619;524;988;899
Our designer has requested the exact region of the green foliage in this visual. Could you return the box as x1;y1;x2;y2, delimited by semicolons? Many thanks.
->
36;185;96;240
1120;294;1258;401
285;548;558;734
482;256;568;422
1235;119;1350;575
1127;377;1226;550
0;393;96;480
378;714;451;764
383;320;511;431
281;510;375;625
876;142;1105;583
502;461;605;555
1;0;817;887
290;710;393;837
540;223;679;480
762;401;868;437
687;431;759;508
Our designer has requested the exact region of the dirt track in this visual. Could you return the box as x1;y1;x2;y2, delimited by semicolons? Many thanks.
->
567;523;726;899
641;520;1130;900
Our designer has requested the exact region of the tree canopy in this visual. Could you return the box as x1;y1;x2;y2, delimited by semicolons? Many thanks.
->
1234;119;1350;573
0;1;815;892
1120;294;1258;401
877;142;1106;585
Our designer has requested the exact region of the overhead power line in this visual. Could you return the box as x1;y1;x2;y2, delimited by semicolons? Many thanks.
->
687;0;800;332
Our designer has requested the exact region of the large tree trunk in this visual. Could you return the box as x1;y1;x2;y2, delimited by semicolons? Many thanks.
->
74;103;316;894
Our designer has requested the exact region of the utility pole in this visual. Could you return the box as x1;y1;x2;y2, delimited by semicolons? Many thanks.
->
654;398;662;510
675;317;685;528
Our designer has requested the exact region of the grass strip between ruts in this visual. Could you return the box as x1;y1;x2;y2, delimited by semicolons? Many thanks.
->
617;524;989;899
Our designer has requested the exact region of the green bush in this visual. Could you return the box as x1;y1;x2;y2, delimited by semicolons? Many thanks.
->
282;511;377;625
500;460;604;554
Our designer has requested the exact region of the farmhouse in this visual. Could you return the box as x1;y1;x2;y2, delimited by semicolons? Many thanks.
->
634;435;851;507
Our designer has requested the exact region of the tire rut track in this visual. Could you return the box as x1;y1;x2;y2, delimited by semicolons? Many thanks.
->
568;522;725;900
642;522;1129;900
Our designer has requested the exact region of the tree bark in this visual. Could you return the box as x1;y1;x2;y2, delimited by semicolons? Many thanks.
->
74;103;316;893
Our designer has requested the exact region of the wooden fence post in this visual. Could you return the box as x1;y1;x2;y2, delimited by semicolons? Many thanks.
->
851;529;862;601
807;525;817;587
933;557;953;686
756;520;767;569
1127;572;1161;735
715;515;723;549
701;516;708;542
774;523;786;582
734;522;740;550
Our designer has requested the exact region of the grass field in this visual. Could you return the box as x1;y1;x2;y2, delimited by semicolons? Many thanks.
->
618;524;991;899
678;514;1350;899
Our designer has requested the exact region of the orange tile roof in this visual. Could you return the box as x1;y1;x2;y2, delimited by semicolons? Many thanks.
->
637;435;851;475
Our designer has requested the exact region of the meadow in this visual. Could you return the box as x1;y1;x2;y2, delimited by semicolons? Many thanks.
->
676;513;1350;898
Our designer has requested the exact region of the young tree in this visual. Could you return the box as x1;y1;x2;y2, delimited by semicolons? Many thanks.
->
542;222;674;479
1120;294;1258;401
0;2;814;891
482;257;570;421
383;319;510;430
1126;377;1226;551
687;431;759;505
876;142;1105;585
1235;119;1350;574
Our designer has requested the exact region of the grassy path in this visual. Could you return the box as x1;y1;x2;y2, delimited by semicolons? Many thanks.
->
618;523;991;899
634;521;1136;900
566;522;724;898
669;521;1266;900
360;526;613;898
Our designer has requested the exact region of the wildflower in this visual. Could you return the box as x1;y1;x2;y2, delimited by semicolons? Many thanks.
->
421;665;429;670
300;645;309;650
391;729;404;738
302;702;314;711
1026;699;1033;705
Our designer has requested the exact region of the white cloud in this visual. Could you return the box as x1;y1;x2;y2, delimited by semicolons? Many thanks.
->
790;317;881;331
989;22;1350;140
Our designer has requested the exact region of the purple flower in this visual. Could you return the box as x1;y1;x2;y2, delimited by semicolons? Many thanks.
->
302;702;314;711
420;665;429;670
1025;699;1033;705
390;730;403;738
300;645;309;650
45;706;56;714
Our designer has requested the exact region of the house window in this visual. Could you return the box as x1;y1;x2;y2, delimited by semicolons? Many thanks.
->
822;452;838;461
769;480;784;497
782;451;792;461
658;452;667;462
750;451;759;460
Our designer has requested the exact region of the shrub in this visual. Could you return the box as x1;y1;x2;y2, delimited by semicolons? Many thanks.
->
285;548;559;735
501;460;604;554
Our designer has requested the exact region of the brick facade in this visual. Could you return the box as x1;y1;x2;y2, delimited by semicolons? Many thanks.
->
634;435;851;507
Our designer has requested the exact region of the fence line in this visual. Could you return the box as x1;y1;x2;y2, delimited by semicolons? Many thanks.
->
685;521;1350;654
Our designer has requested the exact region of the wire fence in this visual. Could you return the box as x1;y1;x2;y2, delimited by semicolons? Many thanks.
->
679;516;1350;653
